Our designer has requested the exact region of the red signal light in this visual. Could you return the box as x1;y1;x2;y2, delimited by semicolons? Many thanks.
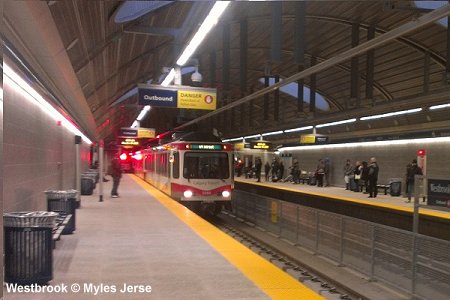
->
119;153;127;160
417;149;426;157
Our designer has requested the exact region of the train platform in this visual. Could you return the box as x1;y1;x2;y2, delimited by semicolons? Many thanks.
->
4;175;323;300
234;177;450;219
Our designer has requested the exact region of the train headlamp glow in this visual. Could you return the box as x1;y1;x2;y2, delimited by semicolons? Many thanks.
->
222;191;231;198
183;190;193;198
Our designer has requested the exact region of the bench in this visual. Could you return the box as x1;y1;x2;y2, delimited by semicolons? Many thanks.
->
376;184;389;195
52;213;72;249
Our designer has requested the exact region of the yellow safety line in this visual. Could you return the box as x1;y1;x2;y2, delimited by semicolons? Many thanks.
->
236;179;450;220
130;175;324;300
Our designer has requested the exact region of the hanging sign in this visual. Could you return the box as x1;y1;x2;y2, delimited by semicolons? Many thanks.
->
138;84;216;110
250;141;272;150
427;179;450;207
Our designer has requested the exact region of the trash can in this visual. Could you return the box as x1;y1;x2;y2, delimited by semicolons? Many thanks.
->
81;175;95;195
45;190;77;234
3;211;58;285
85;169;99;184
389;178;402;197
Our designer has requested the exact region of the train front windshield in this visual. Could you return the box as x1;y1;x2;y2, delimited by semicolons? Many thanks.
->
183;152;229;179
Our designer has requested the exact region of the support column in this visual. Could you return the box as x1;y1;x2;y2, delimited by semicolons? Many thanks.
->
295;2;306;114
75;136;81;205
271;1;282;63
424;52;430;93
264;76;270;120
222;23;230;132
309;57;316;115
99;140;104;202
350;22;360;108
365;25;375;106
274;75;280;121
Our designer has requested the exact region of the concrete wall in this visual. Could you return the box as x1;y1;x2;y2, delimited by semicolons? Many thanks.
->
3;64;91;212
280;141;450;187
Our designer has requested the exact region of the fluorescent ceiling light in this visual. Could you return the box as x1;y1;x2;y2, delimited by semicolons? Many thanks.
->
284;126;313;133
176;1;230;66
244;134;261;139
227;137;244;142
131;120;139;128
316;118;356;128
279;136;450;152
4;63;92;144
360;108;422;121
262;130;283;136
429;103;450;110
161;68;176;86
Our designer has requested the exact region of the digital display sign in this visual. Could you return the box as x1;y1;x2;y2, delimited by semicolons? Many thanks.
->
121;138;139;146
250;142;271;150
190;144;222;150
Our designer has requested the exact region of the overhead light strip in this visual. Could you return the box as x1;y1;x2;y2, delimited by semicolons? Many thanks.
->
4;63;92;144
429;103;450;110
244;134;261;139
279;136;450;152
316;118;356;128
176;1;231;66
360;108;422;121
284;126;313;133
262;130;283;136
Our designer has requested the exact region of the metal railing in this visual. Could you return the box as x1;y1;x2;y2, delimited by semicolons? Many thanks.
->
232;190;450;300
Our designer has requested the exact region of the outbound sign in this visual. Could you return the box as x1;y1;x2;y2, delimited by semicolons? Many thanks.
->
138;84;216;110
300;134;329;145
427;179;450;207
119;127;155;138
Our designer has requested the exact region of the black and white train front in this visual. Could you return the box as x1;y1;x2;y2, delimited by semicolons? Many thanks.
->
134;141;233;214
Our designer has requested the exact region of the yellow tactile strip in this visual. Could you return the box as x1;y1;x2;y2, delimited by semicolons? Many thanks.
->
237;179;450;220
130;175;324;300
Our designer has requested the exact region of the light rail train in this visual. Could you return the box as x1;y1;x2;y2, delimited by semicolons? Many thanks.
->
134;133;233;214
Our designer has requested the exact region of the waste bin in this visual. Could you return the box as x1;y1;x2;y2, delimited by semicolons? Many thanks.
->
389;178;402;196
81;175;95;195
85;169;99;184
3;211;58;284
45;190;77;234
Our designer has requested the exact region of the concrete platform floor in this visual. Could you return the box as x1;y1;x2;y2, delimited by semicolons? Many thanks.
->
3;175;270;300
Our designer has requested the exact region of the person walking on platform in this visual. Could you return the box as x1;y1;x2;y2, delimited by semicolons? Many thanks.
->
343;159;353;190
367;157;379;198
406;159;423;202
324;158;331;187
255;157;262;182
264;161;271;181
291;158;300;184
110;156;122;198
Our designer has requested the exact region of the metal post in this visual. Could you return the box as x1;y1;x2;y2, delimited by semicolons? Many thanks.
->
411;175;421;296
75;136;81;205
99;140;104;202
295;206;299;245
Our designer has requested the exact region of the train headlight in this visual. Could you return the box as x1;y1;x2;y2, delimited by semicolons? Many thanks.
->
222;190;231;198
183;190;193;198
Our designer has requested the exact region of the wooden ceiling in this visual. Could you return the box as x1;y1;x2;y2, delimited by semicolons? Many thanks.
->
46;1;450;143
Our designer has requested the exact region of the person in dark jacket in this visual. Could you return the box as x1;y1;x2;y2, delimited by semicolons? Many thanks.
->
406;159;423;202
316;159;325;187
360;161;369;193
254;158;262;182
264;161;271;181
110;157;122;198
367;157;379;198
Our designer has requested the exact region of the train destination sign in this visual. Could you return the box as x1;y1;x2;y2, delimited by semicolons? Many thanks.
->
427;179;450;207
138;84;216;110
190;144;222;150
250;141;271;150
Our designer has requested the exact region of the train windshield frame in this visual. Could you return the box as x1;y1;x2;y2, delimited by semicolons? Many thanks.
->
183;152;229;179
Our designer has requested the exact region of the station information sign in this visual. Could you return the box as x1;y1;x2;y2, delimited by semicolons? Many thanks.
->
427;179;450;208
250;141;272;150
138;84;216;110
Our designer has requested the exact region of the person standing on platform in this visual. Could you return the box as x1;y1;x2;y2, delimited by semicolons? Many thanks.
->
324;158;331;186
367;157;379;198
264;161;271;182
406;159;423;202
110;156;122;198
255;157;262;182
343;159;353;190
316;159;325;187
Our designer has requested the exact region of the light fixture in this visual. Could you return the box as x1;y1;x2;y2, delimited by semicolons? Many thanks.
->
4;63;92;144
429;103;450;110
315;118;357;128
131;121;139;128
183;190;193;198
136;105;151;121
262;130;283;136
278;136;450;151
161;68;176;86
223;137;243;142
284;126;313;133
244;134;261;139
221;190;231;198
360;108;422;121
177;1;231;66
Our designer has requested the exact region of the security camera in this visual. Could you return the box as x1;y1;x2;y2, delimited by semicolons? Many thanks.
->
191;70;202;83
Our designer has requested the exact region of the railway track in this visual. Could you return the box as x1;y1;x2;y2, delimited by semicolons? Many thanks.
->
210;211;362;300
